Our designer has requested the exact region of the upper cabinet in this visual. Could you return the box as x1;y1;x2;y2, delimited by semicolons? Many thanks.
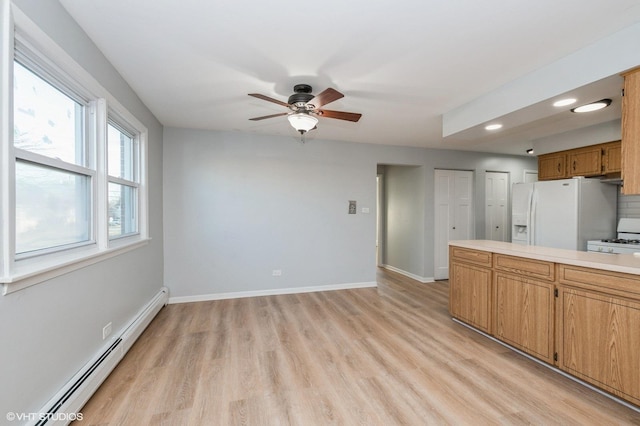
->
538;152;567;180
602;141;622;174
537;140;621;181
622;68;640;194
568;145;602;177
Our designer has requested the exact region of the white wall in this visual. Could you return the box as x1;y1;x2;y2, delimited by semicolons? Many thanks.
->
163;127;537;296
0;0;164;418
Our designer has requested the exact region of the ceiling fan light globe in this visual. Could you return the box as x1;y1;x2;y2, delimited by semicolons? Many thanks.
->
288;113;318;132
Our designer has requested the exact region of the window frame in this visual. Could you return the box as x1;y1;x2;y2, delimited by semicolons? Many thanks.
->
0;2;149;295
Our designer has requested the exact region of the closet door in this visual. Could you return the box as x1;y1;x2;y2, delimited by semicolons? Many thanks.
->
485;171;509;242
434;170;474;280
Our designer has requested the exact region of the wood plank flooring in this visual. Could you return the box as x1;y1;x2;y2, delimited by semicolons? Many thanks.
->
75;269;640;425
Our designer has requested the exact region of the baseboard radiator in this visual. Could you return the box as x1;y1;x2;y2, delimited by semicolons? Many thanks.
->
32;287;169;426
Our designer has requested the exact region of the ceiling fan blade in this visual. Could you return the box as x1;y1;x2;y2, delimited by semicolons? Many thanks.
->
248;93;290;107
317;109;362;122
308;88;344;109
249;112;289;121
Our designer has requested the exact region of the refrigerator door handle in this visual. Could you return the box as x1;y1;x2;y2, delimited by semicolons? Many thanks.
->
529;189;536;246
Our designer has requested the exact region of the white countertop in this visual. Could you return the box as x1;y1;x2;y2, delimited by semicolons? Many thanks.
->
449;240;640;276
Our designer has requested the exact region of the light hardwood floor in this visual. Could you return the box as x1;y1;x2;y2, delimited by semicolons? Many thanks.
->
75;269;640;425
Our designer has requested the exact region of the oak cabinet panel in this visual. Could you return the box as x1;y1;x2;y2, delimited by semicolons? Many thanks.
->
494;254;555;282
450;256;492;334
450;246;492;267
537;140;621;180
602;141;622;174
557;287;640;405
538;153;567;181
494;272;555;364
567;145;602;177
622;68;640;194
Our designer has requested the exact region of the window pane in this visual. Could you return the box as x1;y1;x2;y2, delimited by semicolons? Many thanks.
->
16;161;91;254
108;123;135;180
13;61;85;165
108;183;137;238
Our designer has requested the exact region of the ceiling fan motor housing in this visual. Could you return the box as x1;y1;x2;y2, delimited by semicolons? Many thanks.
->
288;84;314;108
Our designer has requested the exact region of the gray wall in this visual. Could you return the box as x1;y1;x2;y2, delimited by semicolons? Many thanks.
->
382;165;425;276
163;127;537;295
1;0;164;417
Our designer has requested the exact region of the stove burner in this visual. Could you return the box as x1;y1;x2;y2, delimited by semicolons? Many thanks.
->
601;238;640;244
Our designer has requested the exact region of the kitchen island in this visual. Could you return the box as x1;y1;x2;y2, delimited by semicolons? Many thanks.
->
448;240;640;408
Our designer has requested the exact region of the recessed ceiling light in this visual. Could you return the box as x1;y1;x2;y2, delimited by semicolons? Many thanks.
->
485;123;503;131
571;99;612;113
526;149;535;155
553;98;577;107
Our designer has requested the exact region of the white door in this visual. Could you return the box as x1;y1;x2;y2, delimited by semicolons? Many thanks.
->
485;171;509;242
434;169;474;280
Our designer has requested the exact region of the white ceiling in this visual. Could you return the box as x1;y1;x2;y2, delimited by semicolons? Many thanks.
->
57;0;640;155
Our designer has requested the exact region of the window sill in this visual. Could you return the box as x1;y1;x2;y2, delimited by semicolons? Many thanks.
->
1;238;151;295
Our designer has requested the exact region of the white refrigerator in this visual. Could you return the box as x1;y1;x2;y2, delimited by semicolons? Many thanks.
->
511;177;616;250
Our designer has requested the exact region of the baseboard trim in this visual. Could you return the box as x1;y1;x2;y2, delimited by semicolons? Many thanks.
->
32;287;168;426
381;264;433;283
168;281;378;304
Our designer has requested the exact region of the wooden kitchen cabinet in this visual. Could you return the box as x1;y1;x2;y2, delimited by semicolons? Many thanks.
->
602;140;622;174
538;152;567;181
493;254;555;364
449;242;640;407
494;271;555;364
567;145;602;177
557;286;640;405
537;140;622;180
622;67;640;194
557;263;640;405
449;247;492;333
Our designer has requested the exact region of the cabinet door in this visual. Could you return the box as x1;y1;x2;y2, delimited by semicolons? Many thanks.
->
538;153;566;180
450;261;492;333
568;146;602;177
602;141;622;174
558;287;640;405
494;272;555;364
622;68;640;194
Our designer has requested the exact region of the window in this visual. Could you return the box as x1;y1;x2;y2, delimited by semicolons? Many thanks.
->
13;60;94;257
0;10;149;294
107;122;139;239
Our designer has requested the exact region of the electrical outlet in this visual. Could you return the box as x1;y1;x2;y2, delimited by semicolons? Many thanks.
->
102;322;112;340
272;269;282;276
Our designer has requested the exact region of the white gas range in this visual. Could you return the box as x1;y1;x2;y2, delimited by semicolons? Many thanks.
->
587;218;640;254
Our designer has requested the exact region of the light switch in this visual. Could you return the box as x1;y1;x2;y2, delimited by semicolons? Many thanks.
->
348;200;357;214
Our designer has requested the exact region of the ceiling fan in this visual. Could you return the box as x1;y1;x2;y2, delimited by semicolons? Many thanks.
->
248;84;362;135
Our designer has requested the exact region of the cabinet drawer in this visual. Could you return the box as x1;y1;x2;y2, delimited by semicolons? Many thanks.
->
493;254;554;281
558;264;640;301
449;246;492;267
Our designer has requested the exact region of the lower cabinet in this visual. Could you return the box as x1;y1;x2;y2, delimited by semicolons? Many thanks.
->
450;261;492;333
557;264;640;405
494;272;555;364
449;246;640;408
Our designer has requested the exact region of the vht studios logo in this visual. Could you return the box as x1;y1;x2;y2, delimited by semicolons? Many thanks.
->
6;411;84;422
